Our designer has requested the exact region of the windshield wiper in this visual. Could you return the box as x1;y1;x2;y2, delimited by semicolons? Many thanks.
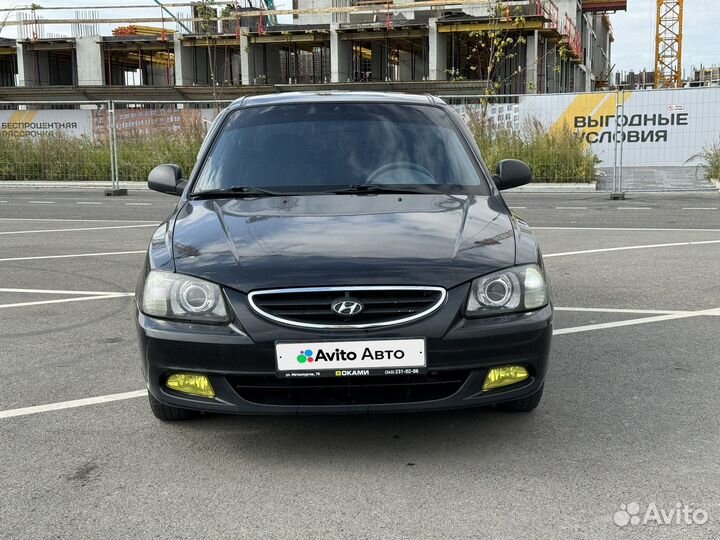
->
327;184;437;195
191;186;289;199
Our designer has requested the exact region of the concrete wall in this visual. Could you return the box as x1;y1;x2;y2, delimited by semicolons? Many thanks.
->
76;37;104;85
296;0;333;25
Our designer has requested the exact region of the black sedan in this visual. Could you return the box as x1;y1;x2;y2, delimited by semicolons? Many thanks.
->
135;92;552;420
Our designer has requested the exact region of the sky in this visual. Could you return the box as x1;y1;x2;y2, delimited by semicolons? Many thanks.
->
1;0;718;75
610;0;719;74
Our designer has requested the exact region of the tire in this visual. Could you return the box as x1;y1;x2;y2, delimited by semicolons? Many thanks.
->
148;392;201;421
495;384;544;412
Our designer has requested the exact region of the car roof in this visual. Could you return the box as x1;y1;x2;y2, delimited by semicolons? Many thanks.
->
230;91;446;109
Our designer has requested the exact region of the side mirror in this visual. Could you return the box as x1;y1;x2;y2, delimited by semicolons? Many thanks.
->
493;159;532;191
148;164;186;196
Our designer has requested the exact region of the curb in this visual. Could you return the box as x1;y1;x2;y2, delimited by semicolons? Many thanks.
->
507;183;597;193
0;181;149;190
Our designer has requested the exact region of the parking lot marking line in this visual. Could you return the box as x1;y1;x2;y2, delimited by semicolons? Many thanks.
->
555;207;588;210
27;200;56;204
535;226;720;232
0;218;157;223
553;308;720;336
125;202;152;206
3;308;720;420
0;250;145;262
0;287;133;296
0;223;156;236
555;306;692;315
0;294;133;310
0;390;147;420
545;239;720;258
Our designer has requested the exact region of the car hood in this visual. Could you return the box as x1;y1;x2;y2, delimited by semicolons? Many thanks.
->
171;194;517;291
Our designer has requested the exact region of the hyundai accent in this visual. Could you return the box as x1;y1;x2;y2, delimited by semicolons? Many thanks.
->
135;92;553;420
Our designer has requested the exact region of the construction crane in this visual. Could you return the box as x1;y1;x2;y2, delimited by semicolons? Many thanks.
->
654;0;684;88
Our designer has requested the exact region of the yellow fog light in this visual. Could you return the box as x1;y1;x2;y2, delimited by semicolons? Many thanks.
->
165;373;215;398
483;365;529;391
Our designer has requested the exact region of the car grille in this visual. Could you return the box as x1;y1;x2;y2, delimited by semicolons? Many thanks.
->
247;286;446;329
229;371;470;406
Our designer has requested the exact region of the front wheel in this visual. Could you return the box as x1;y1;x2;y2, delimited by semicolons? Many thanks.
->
148;392;201;421
494;384;544;412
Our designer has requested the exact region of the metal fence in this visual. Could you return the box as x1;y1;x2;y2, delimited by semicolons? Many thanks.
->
443;87;720;191
0;101;113;183
112;100;232;186
1;87;719;192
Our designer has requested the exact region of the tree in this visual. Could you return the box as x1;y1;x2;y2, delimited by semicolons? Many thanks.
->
448;0;528;96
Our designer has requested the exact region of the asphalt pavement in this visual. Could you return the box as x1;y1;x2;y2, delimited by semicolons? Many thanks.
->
1;188;719;539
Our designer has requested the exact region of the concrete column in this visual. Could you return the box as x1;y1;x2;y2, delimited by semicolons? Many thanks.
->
239;28;251;85
16;42;35;86
173;38;195;86
330;23;351;82
75;37;104;85
525;30;538;93
428;19;447;81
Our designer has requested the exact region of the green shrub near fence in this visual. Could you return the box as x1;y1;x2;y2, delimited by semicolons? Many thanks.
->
0;134;113;182
0;130;205;182
469;116;599;183
698;142;720;180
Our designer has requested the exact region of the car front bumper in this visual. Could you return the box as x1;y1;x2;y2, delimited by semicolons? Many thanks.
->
136;295;553;414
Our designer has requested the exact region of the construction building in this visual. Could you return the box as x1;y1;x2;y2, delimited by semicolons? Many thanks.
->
688;66;720;87
0;0;624;96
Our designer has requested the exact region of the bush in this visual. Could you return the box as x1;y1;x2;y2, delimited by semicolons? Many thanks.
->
697;142;720;180
116;128;204;182
0;126;205;182
468;113;599;183
0;134;112;181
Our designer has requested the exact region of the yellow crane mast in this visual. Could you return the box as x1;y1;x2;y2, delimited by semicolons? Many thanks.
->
654;0;684;88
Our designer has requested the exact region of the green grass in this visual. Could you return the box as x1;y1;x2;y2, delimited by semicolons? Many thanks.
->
697;141;720;180
0;134;113;181
469;116;599;183
0;130;205;182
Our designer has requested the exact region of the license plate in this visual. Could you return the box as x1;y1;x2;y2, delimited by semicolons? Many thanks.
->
276;338;426;378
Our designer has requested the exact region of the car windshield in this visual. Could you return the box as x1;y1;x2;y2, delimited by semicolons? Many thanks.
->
192;102;490;195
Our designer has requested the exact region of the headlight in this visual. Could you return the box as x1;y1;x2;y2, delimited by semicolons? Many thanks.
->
466;264;548;317
141;270;229;323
